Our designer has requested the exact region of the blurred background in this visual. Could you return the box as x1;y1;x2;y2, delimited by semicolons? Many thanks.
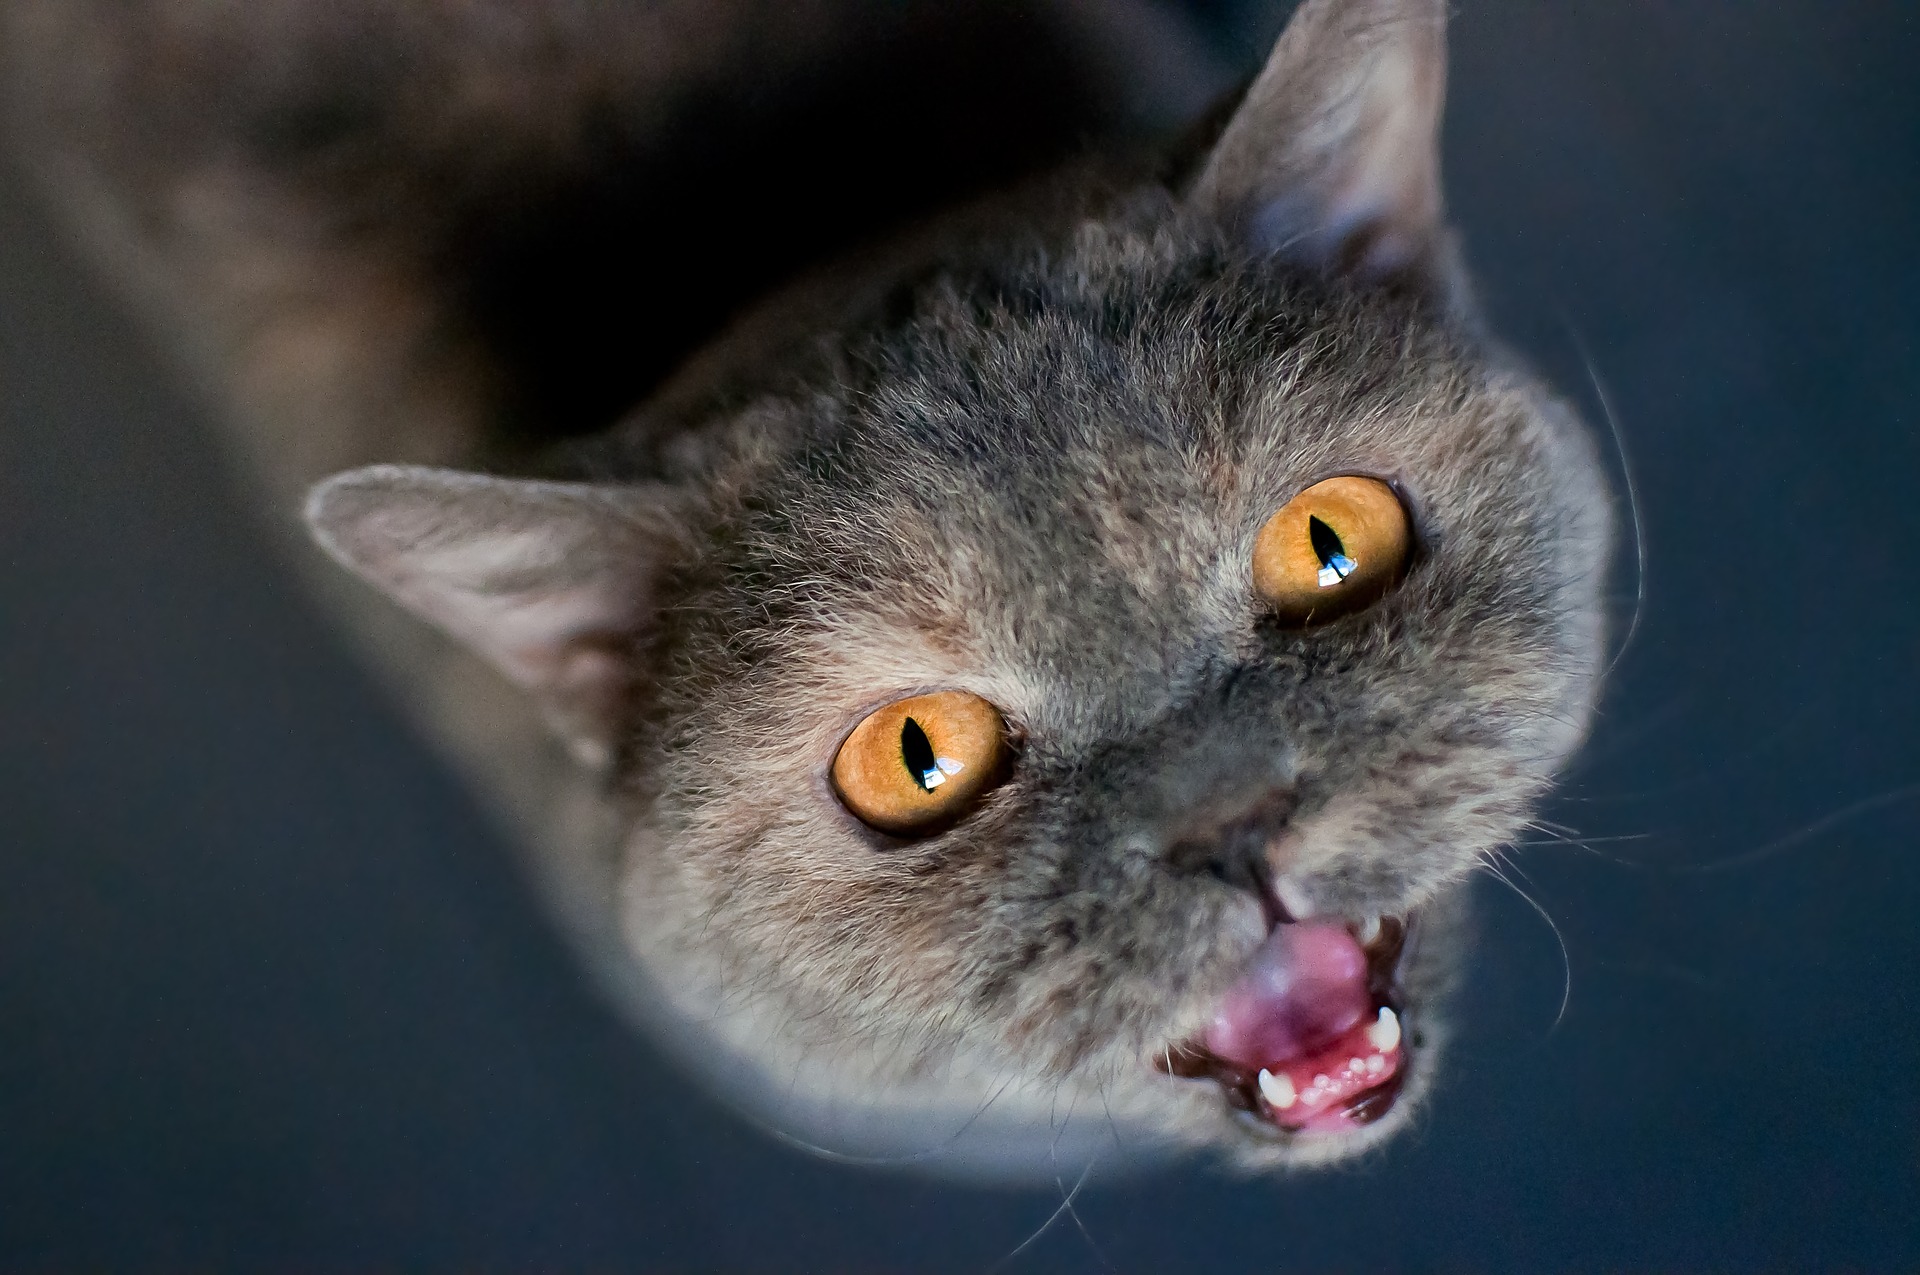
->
3;1;1917;1269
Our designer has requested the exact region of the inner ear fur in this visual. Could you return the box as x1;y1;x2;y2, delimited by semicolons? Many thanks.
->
1189;0;1462;309
304;464;687;764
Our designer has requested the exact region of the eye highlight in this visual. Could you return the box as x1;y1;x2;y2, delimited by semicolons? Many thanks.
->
1253;476;1412;626
832;691;1010;835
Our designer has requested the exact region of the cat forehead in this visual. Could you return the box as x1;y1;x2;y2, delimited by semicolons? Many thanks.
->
689;237;1588;709
830;242;1526;514
765;294;1541;602
728;363;1558;692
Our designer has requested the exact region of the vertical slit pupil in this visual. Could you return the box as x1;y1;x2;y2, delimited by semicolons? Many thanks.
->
900;717;939;791
1308;515;1346;568
1308;515;1355;585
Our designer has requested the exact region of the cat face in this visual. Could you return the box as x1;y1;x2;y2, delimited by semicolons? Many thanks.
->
307;0;1612;1171
621;225;1607;1165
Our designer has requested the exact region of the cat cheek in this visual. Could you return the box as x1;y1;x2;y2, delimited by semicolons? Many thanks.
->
1263;795;1409;905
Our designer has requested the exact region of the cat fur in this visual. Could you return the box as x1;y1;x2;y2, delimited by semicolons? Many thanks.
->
2;0;1612;1177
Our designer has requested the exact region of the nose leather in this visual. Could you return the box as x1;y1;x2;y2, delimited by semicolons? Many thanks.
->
1163;786;1297;909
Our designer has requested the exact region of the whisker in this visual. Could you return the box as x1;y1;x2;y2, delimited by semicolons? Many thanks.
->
990;1155;1098;1271
1679;782;1920;874
1057;1165;1114;1273
1094;1074;1127;1161
1045;1080;1113;1273
1520;820;1655;848
1563;318;1647;690
742;1068;1019;1168
1514;821;1657;866
1480;851;1573;1030
1556;706;1816;806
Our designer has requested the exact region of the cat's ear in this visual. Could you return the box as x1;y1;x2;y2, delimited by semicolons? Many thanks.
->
305;465;686;766
1189;0;1458;306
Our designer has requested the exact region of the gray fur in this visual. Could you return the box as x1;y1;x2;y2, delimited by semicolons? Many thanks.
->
4;0;1612;1177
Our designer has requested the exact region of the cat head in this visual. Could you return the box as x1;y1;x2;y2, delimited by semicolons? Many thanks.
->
307;0;1611;1173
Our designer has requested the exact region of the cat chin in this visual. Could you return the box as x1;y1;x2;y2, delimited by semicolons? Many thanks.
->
602;818;1466;1183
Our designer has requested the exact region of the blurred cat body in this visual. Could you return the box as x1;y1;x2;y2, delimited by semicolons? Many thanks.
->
4;0;1612;1176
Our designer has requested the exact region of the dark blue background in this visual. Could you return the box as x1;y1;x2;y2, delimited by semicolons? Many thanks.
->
4;2;1916;1269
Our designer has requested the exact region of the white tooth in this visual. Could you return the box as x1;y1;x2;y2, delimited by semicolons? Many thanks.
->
1366;1054;1387;1075
1366;1006;1402;1053
1258;1068;1297;1110
1355;914;1383;946
1272;876;1314;921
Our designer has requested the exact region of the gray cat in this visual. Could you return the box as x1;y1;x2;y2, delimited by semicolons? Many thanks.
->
4;0;1612;1177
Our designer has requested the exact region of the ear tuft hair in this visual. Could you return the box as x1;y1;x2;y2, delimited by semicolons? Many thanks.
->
305;464;686;761
1190;0;1459;307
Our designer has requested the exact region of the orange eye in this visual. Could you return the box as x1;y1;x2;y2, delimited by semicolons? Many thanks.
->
1252;476;1412;626
831;691;1011;836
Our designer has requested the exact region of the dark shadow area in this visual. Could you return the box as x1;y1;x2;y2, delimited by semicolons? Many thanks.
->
456;5;1164;444
2;2;1916;1269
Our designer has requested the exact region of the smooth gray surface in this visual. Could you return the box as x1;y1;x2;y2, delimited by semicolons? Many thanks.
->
3;3;1917;1269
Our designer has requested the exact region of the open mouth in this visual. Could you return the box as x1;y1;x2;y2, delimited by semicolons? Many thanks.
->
1155;913;1413;1135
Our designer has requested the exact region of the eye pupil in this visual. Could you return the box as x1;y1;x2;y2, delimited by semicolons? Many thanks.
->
1307;516;1355;587
834;691;1009;834
829;691;1006;833
900;717;940;791
1252;476;1409;626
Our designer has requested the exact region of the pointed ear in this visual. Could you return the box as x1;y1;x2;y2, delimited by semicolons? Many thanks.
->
304;465;686;766
1189;0;1458;304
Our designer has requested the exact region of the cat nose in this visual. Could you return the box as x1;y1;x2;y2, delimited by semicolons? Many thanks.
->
1073;673;1299;893
1162;786;1298;905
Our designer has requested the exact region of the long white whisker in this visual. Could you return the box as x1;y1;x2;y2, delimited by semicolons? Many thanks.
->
991;1155;1098;1271
1564;318;1647;688
1516;820;1656;866
743;1069;1018;1168
1057;1164;1113;1273
1481;851;1572;1030
1680;783;1920;874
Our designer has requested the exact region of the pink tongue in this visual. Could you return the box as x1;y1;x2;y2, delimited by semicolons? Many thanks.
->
1203;919;1371;1071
